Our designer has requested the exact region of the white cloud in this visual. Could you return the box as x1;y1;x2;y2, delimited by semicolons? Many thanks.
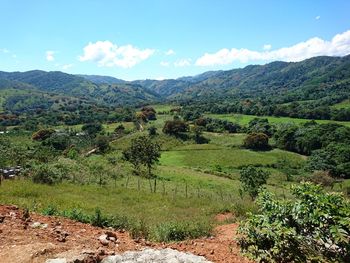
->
62;64;73;70
46;51;55;61
315;15;321;20
160;61;170;67
195;30;350;66
165;49;175;55
0;48;9;53
263;44;272;50
174;58;191;67
79;41;154;68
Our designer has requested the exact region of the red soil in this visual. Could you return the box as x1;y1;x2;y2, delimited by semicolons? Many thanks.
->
0;205;251;263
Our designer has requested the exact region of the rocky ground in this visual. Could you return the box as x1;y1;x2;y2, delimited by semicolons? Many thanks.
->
0;205;251;263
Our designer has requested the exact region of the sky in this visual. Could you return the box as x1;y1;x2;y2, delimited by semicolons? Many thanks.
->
0;0;350;80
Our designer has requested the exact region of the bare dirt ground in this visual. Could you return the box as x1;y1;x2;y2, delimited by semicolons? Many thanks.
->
0;205;251;263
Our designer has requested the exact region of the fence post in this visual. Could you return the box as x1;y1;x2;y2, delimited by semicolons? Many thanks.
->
154;178;157;193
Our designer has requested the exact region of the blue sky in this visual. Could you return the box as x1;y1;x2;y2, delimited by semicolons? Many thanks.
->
1;0;350;80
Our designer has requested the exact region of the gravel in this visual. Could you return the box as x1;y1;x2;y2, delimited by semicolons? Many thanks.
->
101;248;212;263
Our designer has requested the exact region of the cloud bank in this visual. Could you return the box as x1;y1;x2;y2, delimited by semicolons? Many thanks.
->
196;30;350;66
79;41;154;68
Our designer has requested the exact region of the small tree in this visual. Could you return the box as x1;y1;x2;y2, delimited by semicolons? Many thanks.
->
122;135;161;178
240;166;270;200
162;119;189;135
243;132;269;150
95;135;110;153
82;122;103;137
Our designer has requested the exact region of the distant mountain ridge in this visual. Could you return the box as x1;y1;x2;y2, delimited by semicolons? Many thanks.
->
0;54;349;108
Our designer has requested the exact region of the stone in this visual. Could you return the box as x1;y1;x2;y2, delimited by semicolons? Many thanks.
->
31;222;42;228
105;231;117;239
45;258;67;263
99;234;109;246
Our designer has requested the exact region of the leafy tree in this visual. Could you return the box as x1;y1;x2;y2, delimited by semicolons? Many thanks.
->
44;133;71;151
243;132;269;150
122;135;161;178
89;163;107;186
81;122;103;137
32;128;55;141
239;183;350;262
123;135;160;177
32;164;62;185
162;119;189;135
239;166;270;199
247;118;274;137
141;106;157;120
95;135;110;153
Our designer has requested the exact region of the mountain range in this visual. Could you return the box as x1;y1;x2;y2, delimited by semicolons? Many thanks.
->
0;55;349;111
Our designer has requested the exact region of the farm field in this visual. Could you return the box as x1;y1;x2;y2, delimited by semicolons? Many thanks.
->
0;110;309;229
207;113;350;127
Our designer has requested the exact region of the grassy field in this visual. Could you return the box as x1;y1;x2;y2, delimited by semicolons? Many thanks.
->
1;107;348;242
207;113;350;127
331;99;350;109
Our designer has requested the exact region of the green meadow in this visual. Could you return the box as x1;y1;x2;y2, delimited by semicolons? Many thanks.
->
207;113;350;127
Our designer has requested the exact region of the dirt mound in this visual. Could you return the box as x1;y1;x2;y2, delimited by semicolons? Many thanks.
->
0;205;250;263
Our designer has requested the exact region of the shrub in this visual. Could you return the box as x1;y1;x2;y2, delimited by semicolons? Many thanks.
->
240;166;270;200
32;164;62;185
309;170;335;187
243;132;269;150
238;182;350;262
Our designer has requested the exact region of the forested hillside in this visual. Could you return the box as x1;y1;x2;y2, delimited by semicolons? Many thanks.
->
1;55;349;126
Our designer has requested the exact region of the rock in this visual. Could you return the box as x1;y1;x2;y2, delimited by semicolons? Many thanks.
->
45;258;67;263
31;222;42;228
101;255;123;263
99;234;109;246
0;215;5;223
31;222;48;229
100;248;212;262
105;231;117;239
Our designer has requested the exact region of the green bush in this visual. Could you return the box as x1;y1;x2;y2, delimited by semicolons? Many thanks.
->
32;164;63;185
243;132;269;150
238;182;350;262
240;166;270;200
